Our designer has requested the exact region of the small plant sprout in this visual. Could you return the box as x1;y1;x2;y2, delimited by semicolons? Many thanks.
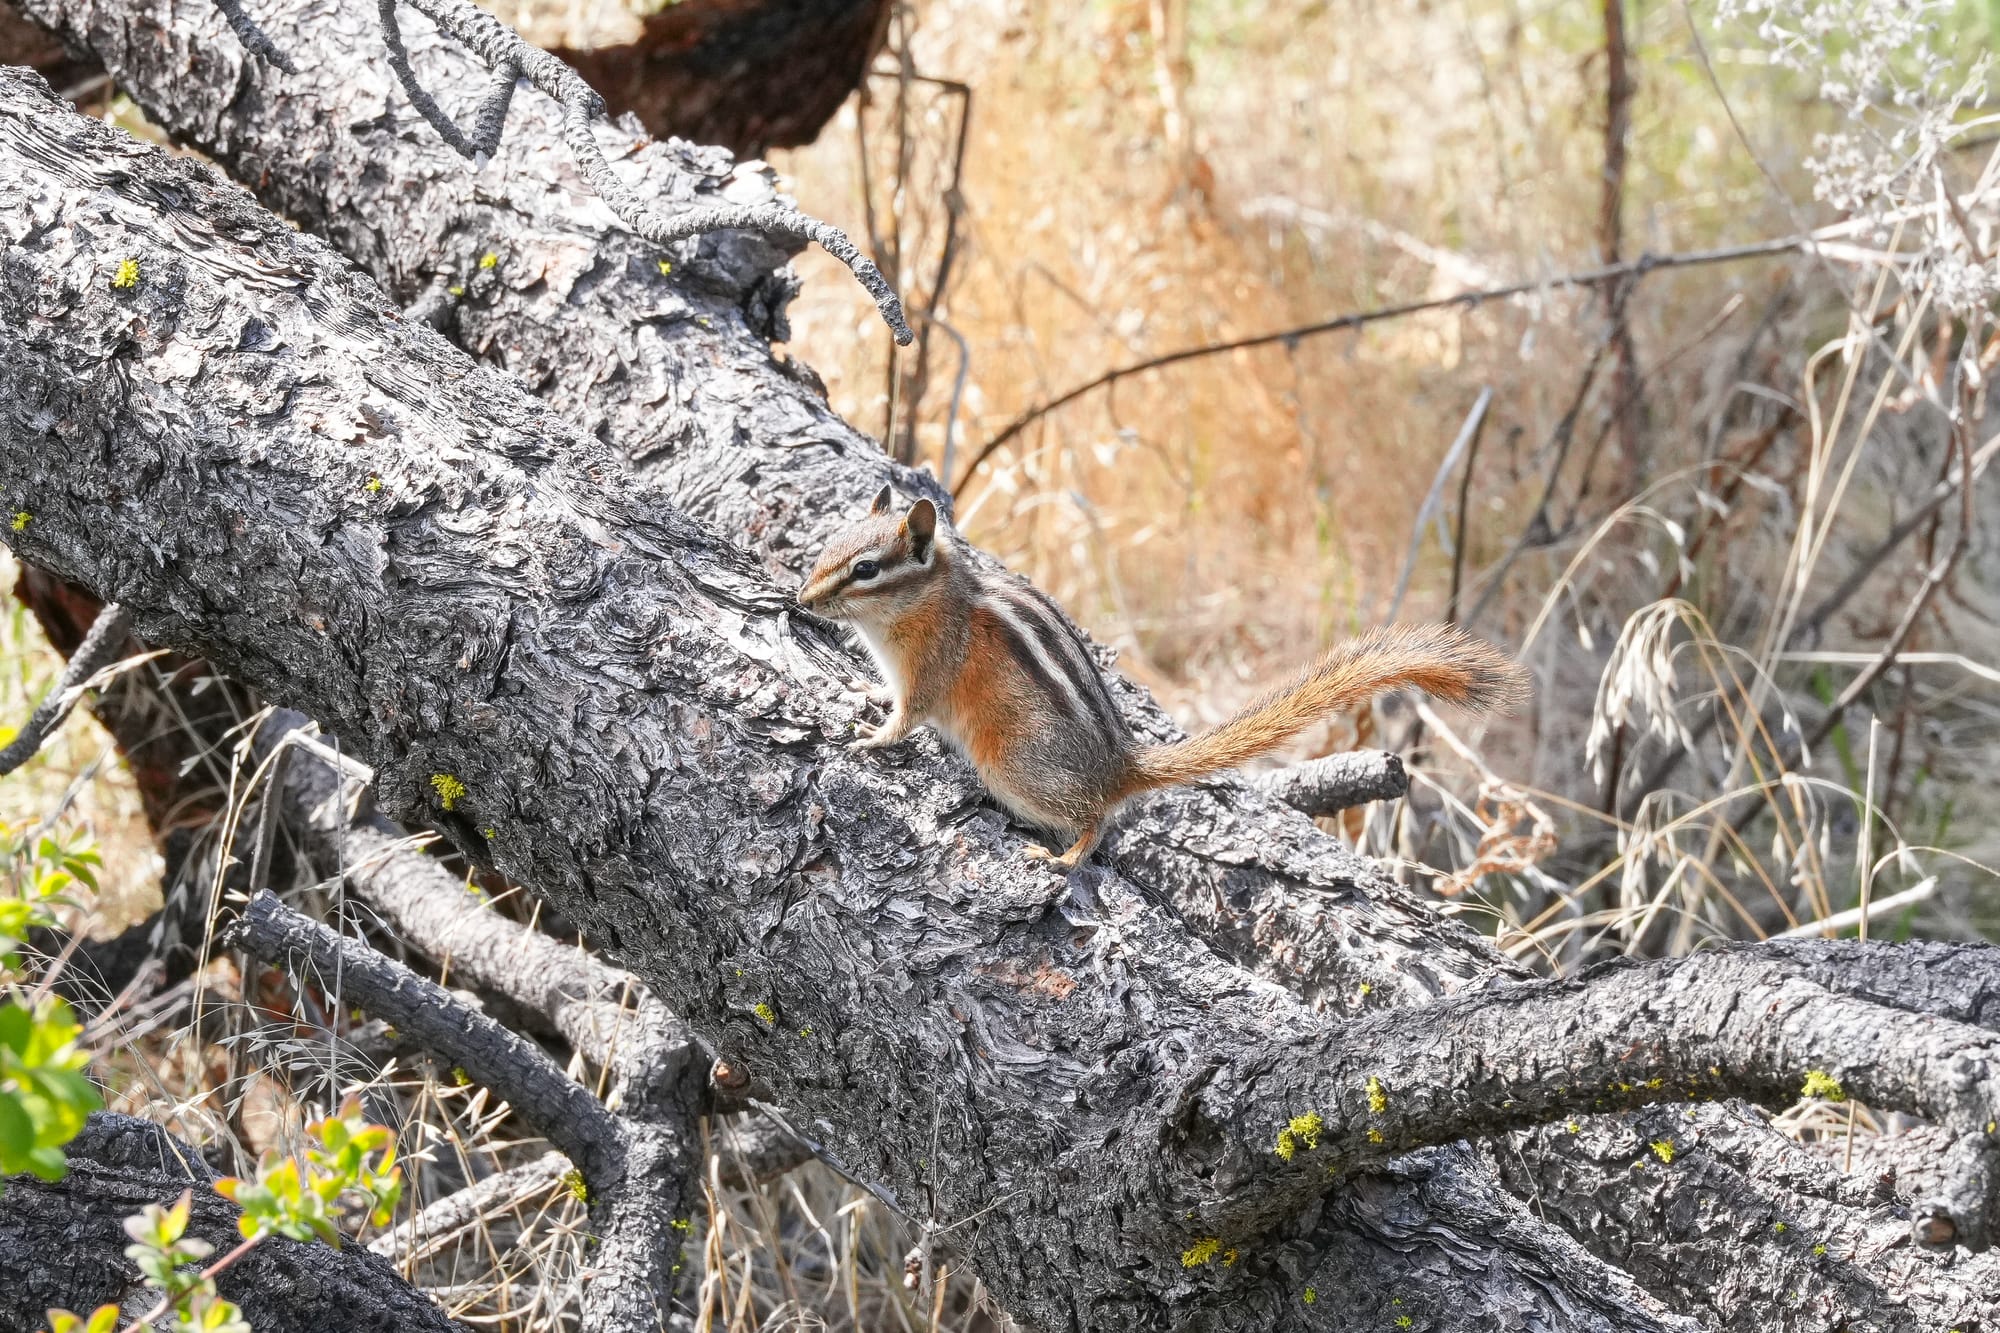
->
1274;1110;1323;1160
430;772;467;811
1180;1236;1222;1268
214;1098;403;1245
2;825;103;1183
0;995;96;1181
49;1103;398;1333
47;1192;248;1333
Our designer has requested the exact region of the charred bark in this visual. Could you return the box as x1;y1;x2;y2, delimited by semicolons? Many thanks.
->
3;66;1999;1332
5;0;2000;1323
1492;1102;2000;1331
0;1113;463;1332
554;0;891;156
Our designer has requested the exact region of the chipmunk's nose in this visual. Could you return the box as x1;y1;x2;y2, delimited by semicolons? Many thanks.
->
795;578;831;611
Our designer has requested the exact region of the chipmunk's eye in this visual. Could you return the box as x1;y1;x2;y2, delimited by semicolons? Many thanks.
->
853;559;882;581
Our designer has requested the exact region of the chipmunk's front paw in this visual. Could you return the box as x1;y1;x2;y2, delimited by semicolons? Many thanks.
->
844;678;894;706
850;717;909;750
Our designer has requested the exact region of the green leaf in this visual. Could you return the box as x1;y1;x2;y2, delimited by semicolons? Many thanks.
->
0;1090;33;1168
0;1002;29;1057
21;1144;69;1181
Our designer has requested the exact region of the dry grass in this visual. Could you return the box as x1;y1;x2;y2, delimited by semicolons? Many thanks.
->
0;553;159;935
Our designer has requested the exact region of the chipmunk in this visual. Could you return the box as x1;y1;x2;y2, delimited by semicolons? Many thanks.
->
797;487;1526;868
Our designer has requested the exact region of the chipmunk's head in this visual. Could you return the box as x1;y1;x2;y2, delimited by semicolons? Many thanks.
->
797;486;943;624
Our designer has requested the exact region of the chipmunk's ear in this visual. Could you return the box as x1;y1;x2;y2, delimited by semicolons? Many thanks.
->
905;498;938;561
870;484;895;515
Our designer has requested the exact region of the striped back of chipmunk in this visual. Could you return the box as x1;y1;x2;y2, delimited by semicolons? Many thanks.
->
970;574;1129;747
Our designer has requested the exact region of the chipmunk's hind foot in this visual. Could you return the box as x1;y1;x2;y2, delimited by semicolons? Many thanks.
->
1024;823;1102;870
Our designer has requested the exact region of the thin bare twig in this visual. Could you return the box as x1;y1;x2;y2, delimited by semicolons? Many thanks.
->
1599;0;1640;479
0;601;130;777
213;0;298;73
1445;396;1490;628
1385;387;1492;625
1249;750;1409;818
379;0;516;161
953;233;1814;495
888;70;972;467
1798;403;1977;755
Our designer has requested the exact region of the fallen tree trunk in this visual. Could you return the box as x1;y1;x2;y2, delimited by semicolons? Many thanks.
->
4;67;2000;1331
11;0;2000;1312
9;0;1522;1024
17;8;1985;1325
11;566;266;997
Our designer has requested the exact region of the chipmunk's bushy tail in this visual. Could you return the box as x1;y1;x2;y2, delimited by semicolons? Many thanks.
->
1126;624;1526;794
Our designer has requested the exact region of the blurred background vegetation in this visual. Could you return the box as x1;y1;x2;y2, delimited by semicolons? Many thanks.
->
8;0;2000;1326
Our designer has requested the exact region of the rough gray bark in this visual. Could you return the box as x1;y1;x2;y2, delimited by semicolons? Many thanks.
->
253;706;789;1330
258;704;815;1169
1250;750;1409;818
3;67;1998;1332
255;708;679;1082
1493;1103;2000;1332
0;1113;464;1332
11;0;1525;1034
